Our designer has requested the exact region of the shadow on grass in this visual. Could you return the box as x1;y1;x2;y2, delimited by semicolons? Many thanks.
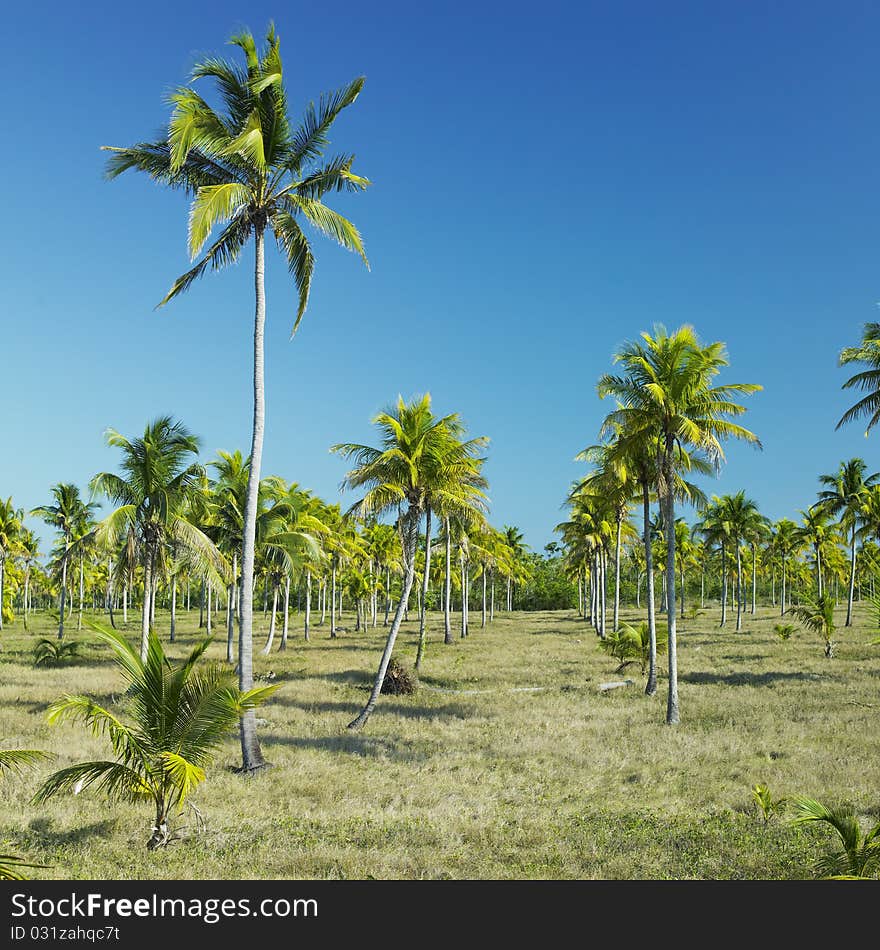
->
681;671;828;687
265;733;433;763
277;696;477;721
25;817;119;849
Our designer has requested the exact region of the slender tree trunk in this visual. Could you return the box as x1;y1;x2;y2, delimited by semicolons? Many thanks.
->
781;556;787;617
280;576;291;650
680;566;685;619
460;556;467;638
481;567;487;628
23;562;30;632
305;569;312;641
140;548;152;661
720;542;728;627
613;515;622;632
123;583;128;625
170;577;177;642
206;580;212;636
58;543;69;640
643;482;658;696
736;544;743;631
238;223;268;772
384;565;391;626
751;543;757;615
262;585;278;654
490;571;495;622
349;506;421;730
331;563;337;638
846;525;856;627
443;521;453;644
663;454;680;725
415;507;432;669
199;578;205;629
599;547;607;639
78;554;84;631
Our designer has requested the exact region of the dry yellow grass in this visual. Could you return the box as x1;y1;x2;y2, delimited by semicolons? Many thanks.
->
1;601;878;879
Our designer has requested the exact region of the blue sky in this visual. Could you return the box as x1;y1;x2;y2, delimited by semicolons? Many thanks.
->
4;0;880;552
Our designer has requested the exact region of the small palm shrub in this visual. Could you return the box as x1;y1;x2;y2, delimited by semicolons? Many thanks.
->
599;621;667;674
0;750;52;880
752;783;785;822
787;595;837;657
33;622;279;849
790;796;880;879
33;638;80;667
773;623;797;642
380;657;417;695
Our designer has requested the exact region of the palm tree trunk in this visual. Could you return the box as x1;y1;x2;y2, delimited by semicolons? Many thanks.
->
349;505;421;730
663;454;680;726
305;569;312;641
736;544;743;631
751;544;757;615
123;583;128;624
460;556;467;638
330;563;337;638
23;562;30;632
613;515;622;632
781;556;787;617
206;580;212;636
58;543;69;640
481;567;487;628
680;566;685;619
443;520;453;644
506;576;511;612
140;548;152;661
170;577;177;642
238;222;268;772
262;585;278;654
384;565;391;626
846;525;856;627
78;554;84;631
490;571;495;621
599;548;607;639
720;541;728;627
280;576;291;650
643;481;658;696
0;556;4;632
415;506;432;669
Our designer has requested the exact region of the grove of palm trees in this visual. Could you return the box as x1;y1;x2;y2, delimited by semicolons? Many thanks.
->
4;14;880;886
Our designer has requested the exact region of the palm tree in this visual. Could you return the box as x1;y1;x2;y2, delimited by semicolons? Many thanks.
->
32;484;93;640
791;796;880;878
598;325;761;724
837;322;880;435
103;25;369;773
798;506;837;600
34;621;277;848
17;529;40;631
816;459;878;627
715;492;766;631
331;394;487;730
502;526;527;610
771;519;801;616
90;417;226;662
0;497;23;631
788;594;838;657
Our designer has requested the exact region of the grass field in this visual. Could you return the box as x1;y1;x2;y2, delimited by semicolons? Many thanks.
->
2;602;879;879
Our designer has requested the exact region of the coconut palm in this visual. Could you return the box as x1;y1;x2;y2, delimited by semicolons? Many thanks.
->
32;484;95;640
90;417;226;662
798;506;837;599
837;322;880;435
790;796;880;879
769;518;801;616
597;325;761;724
33;621;277;848
715;492;767;631
788;594;838;657
331;394;488;729
104;25;369;773
816;459;878;627
599;619;668;674
17;529;40;631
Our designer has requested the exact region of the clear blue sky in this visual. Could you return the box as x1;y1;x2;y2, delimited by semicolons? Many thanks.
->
5;0;880;551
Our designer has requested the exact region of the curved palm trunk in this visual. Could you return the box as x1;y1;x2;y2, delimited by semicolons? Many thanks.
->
349;506;420;730
415;506;432;669
642;482;658;696
846;525;856;627
613;515;622;632
662;454;680;725
238;224;268;773
262;585;278;654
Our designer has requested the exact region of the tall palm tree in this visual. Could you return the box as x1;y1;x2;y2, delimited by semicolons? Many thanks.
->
798;505;837;600
32;484;93;640
837;322;880;435
598;325;761;724
715;492;766;631
103;25;369;773
90;417;226;662
502;526;527;611
771;518;801;616
17;529;40;631
332;394;487;730
816;458;878;627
